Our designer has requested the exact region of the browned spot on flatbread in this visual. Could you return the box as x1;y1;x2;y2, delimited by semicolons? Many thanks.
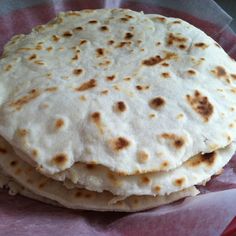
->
75;79;97;92
100;26;109;31
230;74;236;80
174;178;186;187
10;89;41;111
45;87;58;92
215;66;227;77
153;185;161;193
142;52;177;66
172;20;181;24
161;161;169;169
110;137;131;152
108;40;114;45
115;101;127;113
194;42;209;49
17;129;28;137
28;54;37;60
124;32;133;40
96;48;105;57
116;41;132;48
52;35;60;42
149;97;165;110
188;151;217;167
73;68;83;76
79;40;88;45
161;72;170;78
74;26;83;31
10;161;17;166
161;133;185;149
86;164;96;170
52;153;68;168
62;31;73;37
167;33;187;46
91;112;104;134
106;75;116;81
140;176;150;185
88;20;98;24
4;64;12;72
136;85;150;91
186;90;214;122
153;16;166;22
137;150;149;163
32;149;38;158
38;181;47;189
55;118;64;129
0;148;7;154
187;69;196;75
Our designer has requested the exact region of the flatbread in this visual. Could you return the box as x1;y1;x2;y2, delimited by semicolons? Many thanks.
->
51;142;235;196
0;137;198;212
1;9;236;176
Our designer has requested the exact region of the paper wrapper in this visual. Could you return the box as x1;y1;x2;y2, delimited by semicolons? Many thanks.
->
0;0;236;235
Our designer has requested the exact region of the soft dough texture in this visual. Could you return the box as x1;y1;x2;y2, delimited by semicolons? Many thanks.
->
0;137;199;212
0;9;236;177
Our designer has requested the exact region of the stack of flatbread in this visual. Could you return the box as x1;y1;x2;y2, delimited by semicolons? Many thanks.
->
0;8;236;212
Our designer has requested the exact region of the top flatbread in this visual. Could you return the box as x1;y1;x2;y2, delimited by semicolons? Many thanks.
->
0;9;236;175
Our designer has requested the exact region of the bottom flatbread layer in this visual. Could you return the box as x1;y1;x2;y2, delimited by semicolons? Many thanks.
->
0;137;199;212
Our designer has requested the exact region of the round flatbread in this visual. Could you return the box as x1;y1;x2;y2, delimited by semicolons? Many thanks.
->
0;137;198;212
0;9;236;176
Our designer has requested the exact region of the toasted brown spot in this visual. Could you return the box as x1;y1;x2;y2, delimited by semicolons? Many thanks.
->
74;26;83;31
79;40;88;45
28;54;37;60
85;193;91;198
142;55;162;66
154;185;161;193
91;112;100;123
156;42;161;46
38;182;47;189
32;149;38;158
91;112;104;134
189;151;216;167
4;64;12;72
137;150;149;163
106;75;116;81
161;133;185;149
101;90;109;95
187;69;196;75
45;87;58;92
79;95;86;101
172;20;181;24
73;68;83;76
62;31;73;37
86;164;96;170
161;72;170;78
10;161;17;167
46;47;53;51
124;32;133;40
215;66;227;77
52;153;68;167
117;41;132;48
136;85;150;91
174;178;185;187
0;148;7;154
115;101;126;112
161;161;169;168
120;17;129;22
161;62;169;67
124;77;131;81
88;20;98;24
10;89;41;111
154;16;166;22
52;35;60;42
149;97;165;110
72;53;80;60
108;40;114;45
98;60;111;67
35;43;43;50
230;74;236;80
75;79;97;92
110;137;131;152
186;90;214;122
100;26;109;31
75;191;82;197
167;33;187;46
140;176;150;185
149;113;156;118
176;113;184;119
108;173;117;181
34;60;45;65
55;118;64;129
194;42;209;49
96;48;105;57
17;129;28;138
179;44;186;50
